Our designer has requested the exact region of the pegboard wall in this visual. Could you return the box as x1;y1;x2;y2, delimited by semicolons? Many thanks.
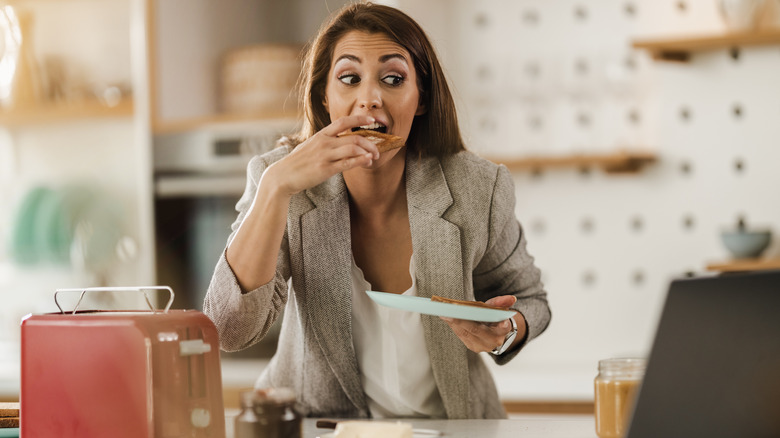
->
396;0;780;399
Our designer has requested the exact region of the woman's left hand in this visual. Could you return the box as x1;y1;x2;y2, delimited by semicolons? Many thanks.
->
440;295;526;354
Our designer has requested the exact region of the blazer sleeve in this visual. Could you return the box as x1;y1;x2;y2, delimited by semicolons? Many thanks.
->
202;147;292;352
473;165;551;365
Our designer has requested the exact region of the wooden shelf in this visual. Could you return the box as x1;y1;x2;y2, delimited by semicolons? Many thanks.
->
706;258;780;273
632;30;780;62
484;150;657;174
0;98;134;126
153;110;299;135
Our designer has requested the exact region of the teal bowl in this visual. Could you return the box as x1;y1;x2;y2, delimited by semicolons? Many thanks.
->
720;230;772;259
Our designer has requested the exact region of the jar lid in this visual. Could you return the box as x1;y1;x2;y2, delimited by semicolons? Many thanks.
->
251;387;296;405
598;357;646;377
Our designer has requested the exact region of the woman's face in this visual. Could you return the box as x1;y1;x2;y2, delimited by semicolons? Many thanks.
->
324;31;425;164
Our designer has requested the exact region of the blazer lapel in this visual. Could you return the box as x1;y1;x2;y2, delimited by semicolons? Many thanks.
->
406;155;470;419
299;174;367;412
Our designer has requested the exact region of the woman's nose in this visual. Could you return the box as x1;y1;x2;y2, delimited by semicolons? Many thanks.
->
357;83;382;109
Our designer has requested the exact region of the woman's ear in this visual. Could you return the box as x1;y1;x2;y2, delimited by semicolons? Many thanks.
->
322;95;329;113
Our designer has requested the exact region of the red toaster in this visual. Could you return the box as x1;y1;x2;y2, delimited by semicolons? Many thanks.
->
20;287;225;438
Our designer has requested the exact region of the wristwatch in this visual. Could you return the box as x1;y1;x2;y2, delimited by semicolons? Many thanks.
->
491;316;518;356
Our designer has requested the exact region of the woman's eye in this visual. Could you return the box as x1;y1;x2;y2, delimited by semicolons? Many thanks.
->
338;74;360;85
382;75;404;86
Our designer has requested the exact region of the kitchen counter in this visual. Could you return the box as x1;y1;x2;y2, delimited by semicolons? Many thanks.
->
224;414;597;438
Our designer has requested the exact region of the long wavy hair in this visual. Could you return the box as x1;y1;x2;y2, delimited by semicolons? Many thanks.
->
289;2;465;158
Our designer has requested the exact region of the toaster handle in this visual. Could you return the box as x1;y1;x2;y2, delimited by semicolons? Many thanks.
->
54;286;175;314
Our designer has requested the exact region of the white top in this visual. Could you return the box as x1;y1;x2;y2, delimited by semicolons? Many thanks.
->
350;254;446;418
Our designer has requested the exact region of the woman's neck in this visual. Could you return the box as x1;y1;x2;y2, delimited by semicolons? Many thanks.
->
343;149;407;219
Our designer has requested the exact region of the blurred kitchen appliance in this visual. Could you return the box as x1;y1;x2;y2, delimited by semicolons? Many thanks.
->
20;287;225;438
153;120;295;358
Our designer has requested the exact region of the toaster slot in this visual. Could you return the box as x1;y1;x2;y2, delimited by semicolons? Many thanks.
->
183;328;209;400
153;329;186;437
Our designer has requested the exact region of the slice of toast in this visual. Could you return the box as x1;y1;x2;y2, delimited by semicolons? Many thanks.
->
0;417;19;428
339;129;405;153
0;403;19;418
431;295;513;311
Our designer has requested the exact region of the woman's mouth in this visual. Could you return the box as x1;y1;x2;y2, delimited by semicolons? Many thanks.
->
352;121;387;134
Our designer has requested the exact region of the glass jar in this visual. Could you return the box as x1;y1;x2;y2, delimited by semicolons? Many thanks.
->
235;387;302;438
594;357;646;438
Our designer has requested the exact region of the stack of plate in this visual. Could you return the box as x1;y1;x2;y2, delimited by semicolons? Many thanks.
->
8;184;124;273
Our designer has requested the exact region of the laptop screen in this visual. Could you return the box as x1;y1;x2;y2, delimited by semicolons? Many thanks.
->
627;270;780;438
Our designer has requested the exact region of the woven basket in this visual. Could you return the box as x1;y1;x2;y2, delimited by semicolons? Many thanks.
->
220;44;302;115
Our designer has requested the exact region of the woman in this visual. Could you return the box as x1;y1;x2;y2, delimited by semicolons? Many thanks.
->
204;3;550;419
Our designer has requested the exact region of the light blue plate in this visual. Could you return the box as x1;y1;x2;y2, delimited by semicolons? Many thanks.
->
0;428;19;438
366;291;515;322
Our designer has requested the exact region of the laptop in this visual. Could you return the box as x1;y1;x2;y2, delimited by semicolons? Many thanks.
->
627;270;780;438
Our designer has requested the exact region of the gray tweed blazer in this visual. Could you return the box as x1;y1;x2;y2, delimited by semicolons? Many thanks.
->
203;146;550;419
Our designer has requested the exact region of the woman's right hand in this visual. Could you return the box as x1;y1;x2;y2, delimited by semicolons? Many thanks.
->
266;114;381;197
226;114;379;291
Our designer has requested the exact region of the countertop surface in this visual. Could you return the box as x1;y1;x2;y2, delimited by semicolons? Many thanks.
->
225;415;597;438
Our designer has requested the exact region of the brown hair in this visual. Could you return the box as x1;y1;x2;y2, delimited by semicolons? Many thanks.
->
290;2;465;158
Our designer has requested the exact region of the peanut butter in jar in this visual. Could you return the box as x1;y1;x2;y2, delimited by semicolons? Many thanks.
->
594;358;646;438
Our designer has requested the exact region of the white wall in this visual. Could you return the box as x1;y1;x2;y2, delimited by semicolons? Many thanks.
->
396;0;780;400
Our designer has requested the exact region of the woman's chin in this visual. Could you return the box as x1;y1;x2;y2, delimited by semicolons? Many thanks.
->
348;147;405;175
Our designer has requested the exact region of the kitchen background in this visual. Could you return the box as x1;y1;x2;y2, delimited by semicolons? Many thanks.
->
1;0;779;410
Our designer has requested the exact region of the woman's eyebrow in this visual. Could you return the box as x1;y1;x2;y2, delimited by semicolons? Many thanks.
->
334;53;408;64
379;53;407;63
335;54;361;64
